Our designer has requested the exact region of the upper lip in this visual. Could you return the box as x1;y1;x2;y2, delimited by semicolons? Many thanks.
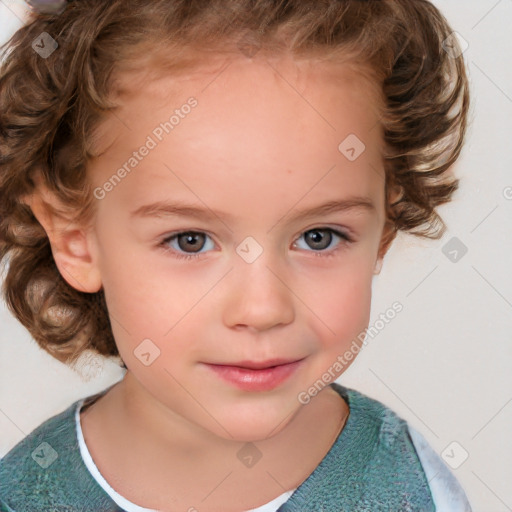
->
206;358;304;370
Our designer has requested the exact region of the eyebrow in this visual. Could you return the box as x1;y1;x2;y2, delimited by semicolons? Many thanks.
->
130;196;376;222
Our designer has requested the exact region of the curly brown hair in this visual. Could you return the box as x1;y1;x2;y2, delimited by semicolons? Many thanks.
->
0;0;470;368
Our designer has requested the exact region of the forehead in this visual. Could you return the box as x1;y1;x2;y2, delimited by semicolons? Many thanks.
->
91;51;382;150
88;53;385;220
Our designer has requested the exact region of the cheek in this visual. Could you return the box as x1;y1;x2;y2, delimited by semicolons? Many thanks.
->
302;256;374;349
97;245;212;368
95;243;170;346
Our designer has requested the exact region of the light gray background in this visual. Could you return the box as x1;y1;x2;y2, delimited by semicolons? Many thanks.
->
0;1;511;511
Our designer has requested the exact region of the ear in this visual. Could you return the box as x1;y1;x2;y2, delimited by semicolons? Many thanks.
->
373;219;397;275
23;179;102;293
373;184;401;275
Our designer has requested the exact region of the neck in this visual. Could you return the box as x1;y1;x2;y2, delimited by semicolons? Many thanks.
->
80;372;349;510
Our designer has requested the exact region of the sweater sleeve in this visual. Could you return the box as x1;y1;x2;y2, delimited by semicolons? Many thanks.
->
407;425;472;512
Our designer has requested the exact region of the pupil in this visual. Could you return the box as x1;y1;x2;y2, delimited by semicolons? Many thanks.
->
307;229;331;250
179;232;204;253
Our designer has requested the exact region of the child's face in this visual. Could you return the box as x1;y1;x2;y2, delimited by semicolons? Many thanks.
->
86;54;387;441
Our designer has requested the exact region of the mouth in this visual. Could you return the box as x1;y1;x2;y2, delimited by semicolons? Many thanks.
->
201;358;306;391
208;358;304;370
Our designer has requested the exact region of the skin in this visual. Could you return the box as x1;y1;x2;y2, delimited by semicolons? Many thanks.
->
29;52;396;511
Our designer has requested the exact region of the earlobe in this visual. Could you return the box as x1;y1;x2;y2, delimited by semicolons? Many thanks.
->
23;185;102;294
373;258;383;275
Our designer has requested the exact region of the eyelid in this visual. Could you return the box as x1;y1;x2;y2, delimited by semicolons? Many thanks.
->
294;223;355;240
158;228;217;244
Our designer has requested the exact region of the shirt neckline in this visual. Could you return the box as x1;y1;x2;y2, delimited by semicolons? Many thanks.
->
74;385;308;512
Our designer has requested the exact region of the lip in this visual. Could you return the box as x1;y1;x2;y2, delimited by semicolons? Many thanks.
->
203;358;305;392
212;358;302;370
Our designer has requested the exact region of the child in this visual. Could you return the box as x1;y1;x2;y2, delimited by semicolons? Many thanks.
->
0;0;472;510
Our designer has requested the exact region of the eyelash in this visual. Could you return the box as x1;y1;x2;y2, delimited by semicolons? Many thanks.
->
158;228;354;261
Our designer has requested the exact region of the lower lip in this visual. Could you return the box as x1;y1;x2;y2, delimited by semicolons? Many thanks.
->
203;360;304;391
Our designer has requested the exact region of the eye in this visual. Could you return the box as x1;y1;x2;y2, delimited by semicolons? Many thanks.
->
159;231;215;260
158;227;354;261
293;227;353;257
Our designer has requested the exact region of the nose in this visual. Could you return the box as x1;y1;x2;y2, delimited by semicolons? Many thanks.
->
222;253;295;332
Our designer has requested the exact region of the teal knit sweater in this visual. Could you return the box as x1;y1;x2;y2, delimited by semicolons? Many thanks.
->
0;383;459;511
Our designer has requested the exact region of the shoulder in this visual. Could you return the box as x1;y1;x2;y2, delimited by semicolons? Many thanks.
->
0;400;78;485
407;426;472;512
331;383;472;511
0;397;117;511
333;382;419;452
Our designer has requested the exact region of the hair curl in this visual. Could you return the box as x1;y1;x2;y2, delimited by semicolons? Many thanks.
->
0;0;470;367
